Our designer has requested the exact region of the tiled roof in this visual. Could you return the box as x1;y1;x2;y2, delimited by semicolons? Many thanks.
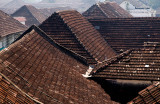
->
0;74;37;104
88;18;160;53
0;10;27;37
39;10;116;65
0;25;117;104
11;5;47;27
82;2;132;19
90;45;160;81
129;82;160;104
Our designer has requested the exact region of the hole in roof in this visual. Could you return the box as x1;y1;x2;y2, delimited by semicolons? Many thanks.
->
145;65;149;67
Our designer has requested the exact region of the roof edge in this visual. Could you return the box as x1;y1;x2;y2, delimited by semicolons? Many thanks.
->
89;49;133;76
14;25;89;66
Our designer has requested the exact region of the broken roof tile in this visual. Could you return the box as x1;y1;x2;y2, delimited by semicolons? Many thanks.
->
39;10;116;65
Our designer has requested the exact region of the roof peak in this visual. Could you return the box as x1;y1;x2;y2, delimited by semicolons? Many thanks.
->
16;25;88;65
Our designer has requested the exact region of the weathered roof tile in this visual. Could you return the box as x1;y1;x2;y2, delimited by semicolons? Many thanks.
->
0;25;117;104
0;10;27;37
91;44;160;81
83;2;132;19
39;10;116;65
88;18;160;53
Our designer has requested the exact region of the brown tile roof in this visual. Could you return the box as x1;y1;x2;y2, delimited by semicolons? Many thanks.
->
0;25;117;104
90;45;160;81
82;2;132;19
11;5;47;27
88;18;160;53
0;10;27;37
0;74;37;104
129;82;160;104
39;10;116;65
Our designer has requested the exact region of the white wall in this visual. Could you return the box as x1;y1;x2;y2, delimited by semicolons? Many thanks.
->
120;1;156;17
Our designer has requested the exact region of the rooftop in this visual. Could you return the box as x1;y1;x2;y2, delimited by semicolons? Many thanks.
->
88;17;160;53
90;44;160;81
0;10;27;37
0;25;117;104
39;10;116;65
11;5;47;27
83;2;132;19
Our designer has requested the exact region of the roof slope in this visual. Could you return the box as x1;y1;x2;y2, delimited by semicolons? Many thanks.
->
11;5;47;27
0;10;27;37
0;74;36;104
129;82;160;104
39;10;116;65
83;2;132;19
109;0;149;8
90;45;160;81
88;18;160;53
0;25;117;104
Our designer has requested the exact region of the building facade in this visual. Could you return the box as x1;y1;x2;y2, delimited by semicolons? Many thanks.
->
120;0;156;17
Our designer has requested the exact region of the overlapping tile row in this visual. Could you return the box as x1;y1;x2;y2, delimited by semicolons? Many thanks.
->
91;46;160;81
11;5;47;27
128;83;160;104
0;25;117;104
88;18;160;53
39;10;116;64
82;2;132;19
0;74;36;104
0;10;27;37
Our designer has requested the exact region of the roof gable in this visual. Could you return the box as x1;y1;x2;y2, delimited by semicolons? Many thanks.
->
83;2;132;19
0;25;117;104
0;10;27;37
39;10;116;64
11;5;47;27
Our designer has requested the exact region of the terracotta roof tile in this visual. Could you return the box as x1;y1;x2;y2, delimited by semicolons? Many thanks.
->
0;10;27;37
88;18;160;53
11;5;47;27
129;82;160;104
0;25;117;104
39;10;116;65
0;74;37;104
90;44;160;81
83;2;132;19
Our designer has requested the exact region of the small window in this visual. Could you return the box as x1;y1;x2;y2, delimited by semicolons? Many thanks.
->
94;26;100;30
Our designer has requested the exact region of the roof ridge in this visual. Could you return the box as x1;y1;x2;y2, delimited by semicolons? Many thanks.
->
24;5;43;23
57;12;97;64
89;49;133;76
15;25;88;66
96;2;109;18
